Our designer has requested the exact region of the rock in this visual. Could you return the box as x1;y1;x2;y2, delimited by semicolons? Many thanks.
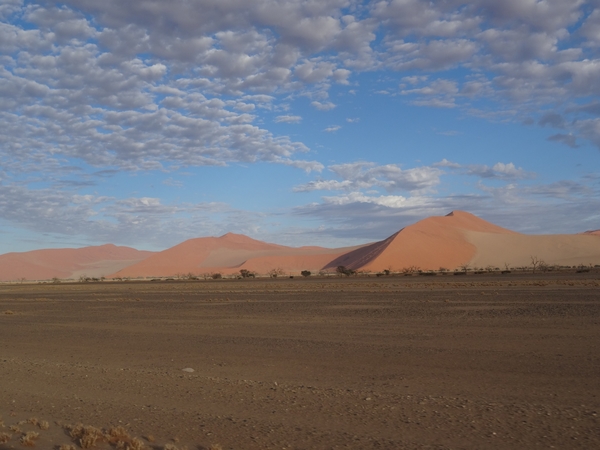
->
182;368;195;373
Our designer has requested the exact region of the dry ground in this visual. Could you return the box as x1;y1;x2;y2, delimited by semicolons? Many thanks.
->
1;272;599;449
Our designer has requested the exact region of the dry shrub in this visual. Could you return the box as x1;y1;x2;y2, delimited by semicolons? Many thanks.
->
0;432;11;443
116;437;147;450
209;445;223;450
9;425;21;433
106;426;130;444
27;417;39;426
20;431;40;446
3;310;14;315
38;420;49;430
58;445;76;450
66;423;105;449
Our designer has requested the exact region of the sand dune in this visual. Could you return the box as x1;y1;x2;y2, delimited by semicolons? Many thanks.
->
3;212;599;280
111;233;362;278
0;244;153;281
326;211;600;272
326;211;516;272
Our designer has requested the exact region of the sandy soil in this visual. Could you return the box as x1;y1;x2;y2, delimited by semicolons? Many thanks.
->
1;273;599;449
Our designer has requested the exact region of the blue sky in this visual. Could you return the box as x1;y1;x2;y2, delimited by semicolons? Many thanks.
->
1;0;600;253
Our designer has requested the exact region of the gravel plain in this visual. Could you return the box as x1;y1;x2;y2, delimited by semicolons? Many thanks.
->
1;273;599;449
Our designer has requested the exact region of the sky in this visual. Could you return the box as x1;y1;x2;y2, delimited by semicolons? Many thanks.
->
1;0;600;254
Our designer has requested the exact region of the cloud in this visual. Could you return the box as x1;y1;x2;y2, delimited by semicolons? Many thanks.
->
275;115;302;123
435;159;534;180
311;101;336;111
538;112;566;128
0;181;267;249
548;133;579;148
295;161;442;193
323;125;341;132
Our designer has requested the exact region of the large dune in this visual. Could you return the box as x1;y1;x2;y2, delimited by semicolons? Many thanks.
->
0;244;154;281
325;211;600;272
111;233;362;278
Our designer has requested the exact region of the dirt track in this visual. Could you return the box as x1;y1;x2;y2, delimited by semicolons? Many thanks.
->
1;273;599;449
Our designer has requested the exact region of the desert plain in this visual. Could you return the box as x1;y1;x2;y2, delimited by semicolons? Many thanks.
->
1;272;599;449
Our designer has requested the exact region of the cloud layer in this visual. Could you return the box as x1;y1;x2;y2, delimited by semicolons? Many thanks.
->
1;0;599;250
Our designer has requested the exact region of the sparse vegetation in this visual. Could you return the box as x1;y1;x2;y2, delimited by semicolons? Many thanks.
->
211;273;222;280
301;270;311;277
239;269;255;278
19;431;39;446
336;265;355;276
268;267;286;278
530;255;543;273
0;432;11;444
401;265;420;275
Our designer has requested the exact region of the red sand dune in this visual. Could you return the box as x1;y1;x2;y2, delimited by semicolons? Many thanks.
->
3;212;600;281
325;211;518;272
0;244;153;281
111;233;362;278
329;211;600;272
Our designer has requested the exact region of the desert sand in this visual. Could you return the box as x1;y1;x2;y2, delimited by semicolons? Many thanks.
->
1;274;599;449
1;211;599;282
0;244;153;282
111;233;363;279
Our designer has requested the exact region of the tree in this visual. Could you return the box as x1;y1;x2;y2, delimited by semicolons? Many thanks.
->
530;256;544;273
459;263;470;273
240;269;255;278
301;270;311;277
268;267;285;278
336;266;355;276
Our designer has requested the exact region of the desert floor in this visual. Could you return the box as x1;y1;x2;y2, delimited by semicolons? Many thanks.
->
1;273;599;449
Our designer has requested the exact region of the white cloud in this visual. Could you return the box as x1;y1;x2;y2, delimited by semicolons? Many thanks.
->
437;160;535;180
323;125;341;132
275;115;302;123
295;161;443;194
311;100;337;111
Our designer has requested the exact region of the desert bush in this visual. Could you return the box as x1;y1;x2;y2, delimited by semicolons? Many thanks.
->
239;269;255;278
301;270;311;277
336;266;355;276
401;265;420;274
19;431;39;446
0;432;11;444
211;273;222;280
268;267;285;278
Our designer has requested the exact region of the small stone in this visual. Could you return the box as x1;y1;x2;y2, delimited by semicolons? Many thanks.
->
182;368;195;373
